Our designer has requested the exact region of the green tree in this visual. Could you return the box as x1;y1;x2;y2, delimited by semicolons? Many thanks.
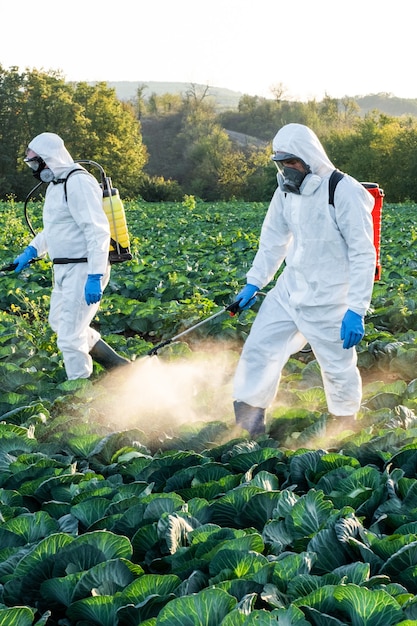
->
218;145;274;201
144;91;183;116
323;113;406;201
380;117;417;201
21;68;79;139
134;82;148;119
0;67;147;200
318;94;340;128
178;96;233;199
0;65;27;195
70;81;147;197
340;96;360;123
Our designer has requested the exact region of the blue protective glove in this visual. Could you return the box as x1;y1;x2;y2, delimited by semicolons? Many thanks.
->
85;274;103;305
235;283;259;311
13;245;37;272
340;309;365;349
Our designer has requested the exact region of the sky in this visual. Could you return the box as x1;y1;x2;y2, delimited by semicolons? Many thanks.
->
2;0;415;102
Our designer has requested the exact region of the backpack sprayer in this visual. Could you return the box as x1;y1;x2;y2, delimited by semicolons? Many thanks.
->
65;160;132;264
5;160;132;267
329;171;384;281
362;182;384;281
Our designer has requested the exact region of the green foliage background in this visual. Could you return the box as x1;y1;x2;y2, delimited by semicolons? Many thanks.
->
0;66;147;199
3;66;417;203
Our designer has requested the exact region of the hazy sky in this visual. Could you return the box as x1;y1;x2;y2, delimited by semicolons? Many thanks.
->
2;0;414;101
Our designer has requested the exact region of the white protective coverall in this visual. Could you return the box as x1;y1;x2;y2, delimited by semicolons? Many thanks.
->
27;133;110;379
233;123;376;416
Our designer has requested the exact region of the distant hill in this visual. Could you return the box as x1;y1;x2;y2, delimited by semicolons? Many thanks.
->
355;93;417;116
95;81;417;117
103;81;243;111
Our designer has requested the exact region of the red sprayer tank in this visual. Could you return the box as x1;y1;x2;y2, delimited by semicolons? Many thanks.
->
361;182;384;281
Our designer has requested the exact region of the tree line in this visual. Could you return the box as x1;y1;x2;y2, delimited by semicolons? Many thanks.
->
140;88;417;203
0;66;146;200
1;66;417;203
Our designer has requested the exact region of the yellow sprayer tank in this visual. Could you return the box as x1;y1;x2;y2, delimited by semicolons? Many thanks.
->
102;178;132;263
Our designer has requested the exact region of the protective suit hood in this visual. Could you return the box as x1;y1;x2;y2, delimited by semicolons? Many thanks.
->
28;132;74;176
272;124;334;178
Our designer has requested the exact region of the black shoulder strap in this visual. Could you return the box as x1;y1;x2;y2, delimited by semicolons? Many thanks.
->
329;169;345;206
59;168;91;201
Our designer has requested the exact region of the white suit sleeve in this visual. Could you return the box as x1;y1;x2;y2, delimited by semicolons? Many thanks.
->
246;188;292;289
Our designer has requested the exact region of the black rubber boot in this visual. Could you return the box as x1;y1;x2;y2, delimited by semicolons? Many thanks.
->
233;400;266;437
90;339;131;370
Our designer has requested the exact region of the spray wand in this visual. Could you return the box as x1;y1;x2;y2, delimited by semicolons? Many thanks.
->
147;300;243;356
0;258;40;273
146;296;265;356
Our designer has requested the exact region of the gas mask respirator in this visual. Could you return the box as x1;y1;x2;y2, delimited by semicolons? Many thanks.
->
24;155;55;183
276;165;309;194
272;154;311;194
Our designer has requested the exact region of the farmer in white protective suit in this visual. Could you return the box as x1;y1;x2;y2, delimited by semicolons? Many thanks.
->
14;132;130;379
232;123;376;437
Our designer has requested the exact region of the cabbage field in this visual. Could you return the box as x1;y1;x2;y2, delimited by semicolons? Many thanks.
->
1;195;417;625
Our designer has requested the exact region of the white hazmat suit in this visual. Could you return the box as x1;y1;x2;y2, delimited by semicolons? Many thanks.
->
233;124;376;424
25;133;111;379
